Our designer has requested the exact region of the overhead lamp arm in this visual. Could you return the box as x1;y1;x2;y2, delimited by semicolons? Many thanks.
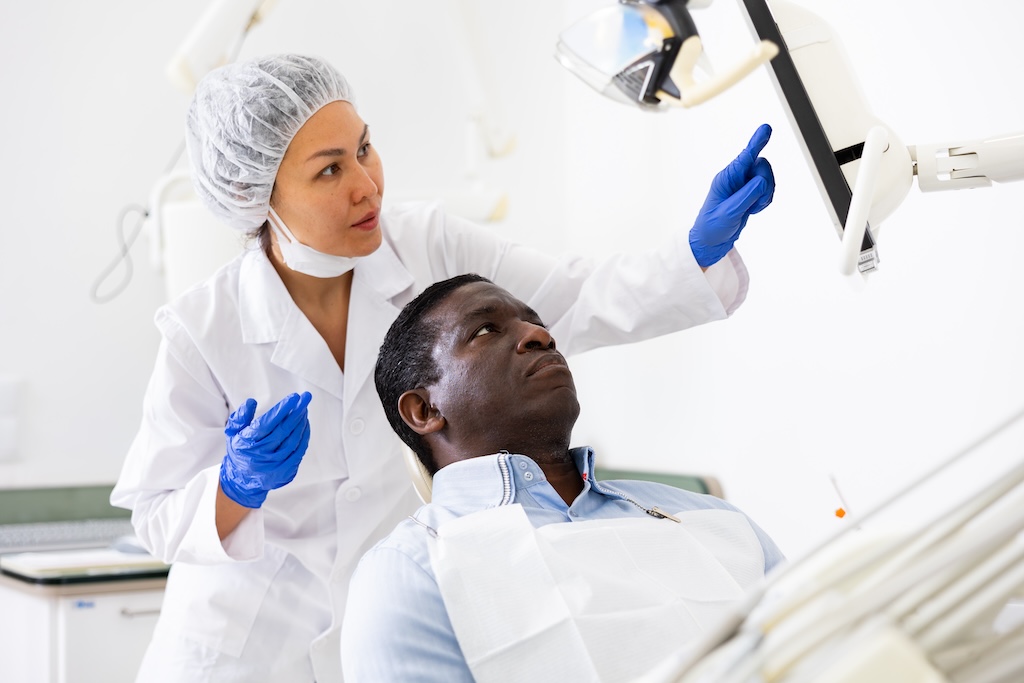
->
911;132;1024;192
166;0;278;94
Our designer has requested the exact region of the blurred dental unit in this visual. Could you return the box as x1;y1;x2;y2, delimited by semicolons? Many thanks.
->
2;1;1022;682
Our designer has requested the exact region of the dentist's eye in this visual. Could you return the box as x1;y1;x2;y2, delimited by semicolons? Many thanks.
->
473;323;497;338
358;142;372;158
320;163;341;177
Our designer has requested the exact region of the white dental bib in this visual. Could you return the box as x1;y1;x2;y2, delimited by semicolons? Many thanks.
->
428;502;765;683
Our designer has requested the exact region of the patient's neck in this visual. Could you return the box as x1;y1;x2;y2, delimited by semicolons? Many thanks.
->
523;443;583;506
538;458;585;506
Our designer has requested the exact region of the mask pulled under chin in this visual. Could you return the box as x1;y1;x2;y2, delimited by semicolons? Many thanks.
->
268;208;360;278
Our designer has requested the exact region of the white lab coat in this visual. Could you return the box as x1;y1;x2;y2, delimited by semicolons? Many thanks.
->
111;201;748;682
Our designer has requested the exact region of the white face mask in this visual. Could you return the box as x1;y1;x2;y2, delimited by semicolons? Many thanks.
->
267;208;360;278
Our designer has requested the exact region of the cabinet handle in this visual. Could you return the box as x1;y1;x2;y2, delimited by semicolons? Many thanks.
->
120;608;161;618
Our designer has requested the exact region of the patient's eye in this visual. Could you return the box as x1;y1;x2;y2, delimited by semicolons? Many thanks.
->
473;323;498;338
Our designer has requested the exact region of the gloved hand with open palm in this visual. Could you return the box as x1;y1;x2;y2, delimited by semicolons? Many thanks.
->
219;391;313;508
689;123;775;268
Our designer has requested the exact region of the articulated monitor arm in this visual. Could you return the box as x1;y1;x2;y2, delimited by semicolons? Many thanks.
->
841;129;1024;276
911;131;1024;191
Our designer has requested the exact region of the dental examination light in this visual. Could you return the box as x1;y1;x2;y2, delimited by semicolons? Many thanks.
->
558;0;1024;279
556;0;779;111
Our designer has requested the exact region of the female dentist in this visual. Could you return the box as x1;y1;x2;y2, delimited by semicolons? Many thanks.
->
110;53;774;682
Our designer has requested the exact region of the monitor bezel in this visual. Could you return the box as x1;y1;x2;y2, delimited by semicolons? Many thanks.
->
737;0;877;258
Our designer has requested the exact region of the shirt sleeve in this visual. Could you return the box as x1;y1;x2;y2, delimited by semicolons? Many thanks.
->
341;545;474;683
109;313;264;565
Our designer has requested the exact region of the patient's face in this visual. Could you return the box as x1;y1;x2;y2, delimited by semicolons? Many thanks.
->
424;282;579;452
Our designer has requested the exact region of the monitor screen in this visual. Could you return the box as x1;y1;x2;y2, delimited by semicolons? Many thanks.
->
737;0;879;272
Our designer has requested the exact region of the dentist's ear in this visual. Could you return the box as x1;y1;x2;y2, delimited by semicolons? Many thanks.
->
398;389;446;436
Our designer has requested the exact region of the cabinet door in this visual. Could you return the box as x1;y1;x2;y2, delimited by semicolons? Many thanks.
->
56;588;163;683
0;582;55;683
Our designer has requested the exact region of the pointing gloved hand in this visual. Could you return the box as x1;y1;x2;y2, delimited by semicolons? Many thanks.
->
219;392;313;508
689;123;776;268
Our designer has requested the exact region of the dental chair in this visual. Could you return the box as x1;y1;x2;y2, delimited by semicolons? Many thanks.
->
401;445;724;504
403;444;436;505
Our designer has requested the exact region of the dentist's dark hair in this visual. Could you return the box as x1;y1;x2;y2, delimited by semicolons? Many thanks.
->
375;273;492;474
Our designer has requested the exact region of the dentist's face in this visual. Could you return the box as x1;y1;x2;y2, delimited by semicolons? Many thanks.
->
423;282;580;456
270;101;385;258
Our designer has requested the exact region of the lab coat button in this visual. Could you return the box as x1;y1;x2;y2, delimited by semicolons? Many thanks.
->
523;471;534;481
345;487;362;502
518;461;528;469
350;418;365;435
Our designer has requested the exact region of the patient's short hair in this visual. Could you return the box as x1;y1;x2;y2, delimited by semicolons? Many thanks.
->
375;273;492;474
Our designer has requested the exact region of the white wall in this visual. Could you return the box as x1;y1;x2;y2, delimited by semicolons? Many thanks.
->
1;0;1021;562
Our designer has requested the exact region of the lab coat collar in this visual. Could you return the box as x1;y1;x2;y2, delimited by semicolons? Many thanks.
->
343;236;414;411
233;249;344;397
237;247;296;344
235;237;414;402
431;447;598;512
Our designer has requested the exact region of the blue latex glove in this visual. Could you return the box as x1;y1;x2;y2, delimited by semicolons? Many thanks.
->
219;392;313;508
689;124;776;268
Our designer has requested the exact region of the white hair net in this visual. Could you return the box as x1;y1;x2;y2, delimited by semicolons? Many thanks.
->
185;54;356;232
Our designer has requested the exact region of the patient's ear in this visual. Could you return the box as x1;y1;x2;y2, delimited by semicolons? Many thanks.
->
398;389;445;436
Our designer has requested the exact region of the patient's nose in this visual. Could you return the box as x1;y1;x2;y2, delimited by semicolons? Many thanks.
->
515;321;555;352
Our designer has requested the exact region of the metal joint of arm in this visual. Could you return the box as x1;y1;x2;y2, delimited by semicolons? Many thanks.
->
910;131;1024;192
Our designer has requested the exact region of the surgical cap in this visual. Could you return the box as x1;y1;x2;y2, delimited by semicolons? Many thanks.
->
185;54;355;232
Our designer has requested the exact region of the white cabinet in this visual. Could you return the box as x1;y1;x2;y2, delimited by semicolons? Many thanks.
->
0;574;164;683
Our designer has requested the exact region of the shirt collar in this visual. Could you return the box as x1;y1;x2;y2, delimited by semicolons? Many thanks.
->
430;447;598;512
574;446;598;483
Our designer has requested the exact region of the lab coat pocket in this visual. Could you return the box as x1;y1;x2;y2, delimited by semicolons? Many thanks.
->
163;545;288;657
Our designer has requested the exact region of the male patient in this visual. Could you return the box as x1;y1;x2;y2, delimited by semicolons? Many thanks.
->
341;274;784;683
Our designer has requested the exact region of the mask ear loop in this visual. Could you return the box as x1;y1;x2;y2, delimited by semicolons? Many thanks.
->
267;207;297;245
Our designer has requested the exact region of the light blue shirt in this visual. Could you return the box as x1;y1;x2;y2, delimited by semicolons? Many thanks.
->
340;448;784;682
